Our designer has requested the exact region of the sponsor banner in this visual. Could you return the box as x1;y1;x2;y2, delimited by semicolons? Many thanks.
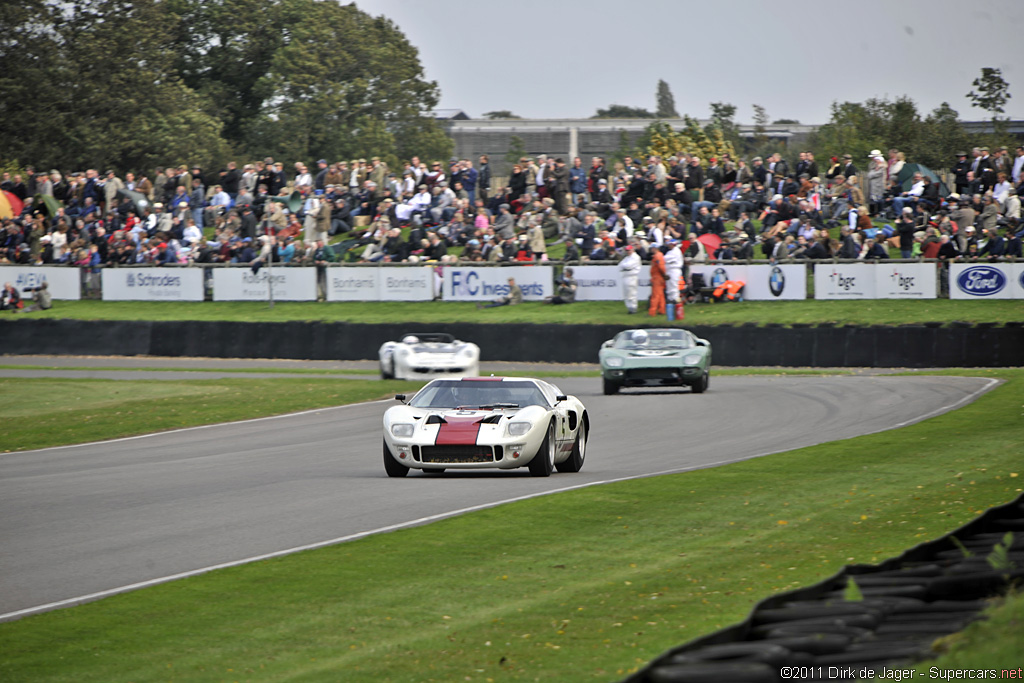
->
102;268;204;301
378;267;435;301
324;267;435;301
874;262;937;299
1014;263;1024;299
744;264;807;300
814;263;877;299
949;263;1015;299
1;266;82;300
443;266;552;301
326;269;379;301
570;265;652;301
213;268;317;301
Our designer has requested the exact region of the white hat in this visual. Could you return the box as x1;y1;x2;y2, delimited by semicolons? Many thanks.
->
869;149;882;157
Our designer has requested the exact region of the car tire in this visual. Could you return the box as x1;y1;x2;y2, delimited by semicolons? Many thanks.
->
383;439;409;477
528;421;555;477
380;359;394;380
692;371;709;394
602;377;620;395
556;421;586;473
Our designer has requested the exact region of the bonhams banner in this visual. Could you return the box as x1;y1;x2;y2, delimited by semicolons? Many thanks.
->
325;267;434;301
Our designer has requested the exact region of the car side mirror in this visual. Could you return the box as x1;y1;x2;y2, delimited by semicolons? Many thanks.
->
395;394;407;403
556;395;567;403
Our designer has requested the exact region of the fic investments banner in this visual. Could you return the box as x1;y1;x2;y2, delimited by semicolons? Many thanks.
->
102;268;204;301
442;266;553;301
213;268;317;301
1;266;82;300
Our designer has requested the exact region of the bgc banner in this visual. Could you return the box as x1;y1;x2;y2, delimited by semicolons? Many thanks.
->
1;266;82;300
102;268;204;301
949;263;1024;300
689;264;807;300
213;268;317;301
815;262;938;300
326;267;434;301
442;266;552;301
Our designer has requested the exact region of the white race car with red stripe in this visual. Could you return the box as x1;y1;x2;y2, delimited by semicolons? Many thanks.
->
382;377;588;477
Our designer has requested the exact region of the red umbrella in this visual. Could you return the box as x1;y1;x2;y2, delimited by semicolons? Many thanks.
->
2;191;23;217
697;233;721;259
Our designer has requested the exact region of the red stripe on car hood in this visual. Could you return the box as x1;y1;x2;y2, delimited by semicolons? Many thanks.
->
435;416;482;445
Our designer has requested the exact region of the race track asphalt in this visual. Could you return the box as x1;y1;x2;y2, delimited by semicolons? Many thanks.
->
0;372;996;620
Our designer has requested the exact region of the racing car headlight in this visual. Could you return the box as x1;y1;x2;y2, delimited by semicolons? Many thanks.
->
682;354;703;365
397;348;410;359
605;357;624;367
390;423;415;438
459;346;476;358
507;422;532;437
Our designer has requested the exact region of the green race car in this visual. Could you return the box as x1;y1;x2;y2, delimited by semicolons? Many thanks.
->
599;328;712;395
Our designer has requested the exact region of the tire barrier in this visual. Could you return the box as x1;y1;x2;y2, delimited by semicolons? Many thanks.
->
1;320;1023;367
622;492;1024;683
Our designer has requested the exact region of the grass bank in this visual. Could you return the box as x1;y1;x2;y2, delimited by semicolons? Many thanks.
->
0;369;1021;681
10;298;1023;326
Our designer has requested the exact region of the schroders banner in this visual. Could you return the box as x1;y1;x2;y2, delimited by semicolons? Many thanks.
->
569;265;652;301
442;266;552;301
814;263;877;299
949;263;1024;300
213;268;317;301
873;262;938;299
689;264;807;300
102;268;204;301
1;266;81;300
325;267;435;301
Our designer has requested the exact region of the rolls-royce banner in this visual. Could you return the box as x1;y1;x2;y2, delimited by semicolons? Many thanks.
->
442;266;553;301
102;268;204;301
1;266;82;300
949;263;1023;299
569;265;652;301
814;263;877;299
874;263;938;299
325;267;434;301
213;268;317;301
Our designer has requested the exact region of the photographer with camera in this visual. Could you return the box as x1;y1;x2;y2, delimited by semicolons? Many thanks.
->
1;282;23;311
22;281;52;311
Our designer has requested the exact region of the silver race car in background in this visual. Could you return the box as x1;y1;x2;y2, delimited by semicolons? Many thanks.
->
382;377;589;477
378;332;480;380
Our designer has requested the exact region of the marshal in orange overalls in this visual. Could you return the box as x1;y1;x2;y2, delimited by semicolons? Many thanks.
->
648;249;666;316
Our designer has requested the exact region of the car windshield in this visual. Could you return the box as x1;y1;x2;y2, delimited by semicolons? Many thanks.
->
410;380;549;409
614;329;693;350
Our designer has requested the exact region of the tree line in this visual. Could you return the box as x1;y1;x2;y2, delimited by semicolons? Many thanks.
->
0;0;453;174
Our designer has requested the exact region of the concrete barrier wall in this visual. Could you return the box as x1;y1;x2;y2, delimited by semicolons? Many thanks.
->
3;319;1022;367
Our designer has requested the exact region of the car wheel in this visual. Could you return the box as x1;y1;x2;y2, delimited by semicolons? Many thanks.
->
528;421;555;477
556;422;586;473
383;439;409;477
602;377;620;395
380;359;394;380
692;371;709;394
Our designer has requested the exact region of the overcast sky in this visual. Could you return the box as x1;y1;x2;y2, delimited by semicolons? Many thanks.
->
351;0;1022;124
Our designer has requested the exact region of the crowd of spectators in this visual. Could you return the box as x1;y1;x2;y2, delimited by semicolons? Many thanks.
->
2;144;1022;274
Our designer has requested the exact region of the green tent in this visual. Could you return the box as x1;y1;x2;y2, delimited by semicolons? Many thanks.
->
895;163;949;196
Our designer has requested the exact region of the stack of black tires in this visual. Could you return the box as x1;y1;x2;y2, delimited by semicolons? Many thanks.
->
624;493;1024;683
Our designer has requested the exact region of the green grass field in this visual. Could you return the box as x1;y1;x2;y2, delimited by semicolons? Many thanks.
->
11;298;1023;326
0;369;1021;681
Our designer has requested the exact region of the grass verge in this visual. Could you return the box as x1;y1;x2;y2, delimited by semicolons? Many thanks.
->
10;298;1023;326
0;377;422;452
0;370;1021;682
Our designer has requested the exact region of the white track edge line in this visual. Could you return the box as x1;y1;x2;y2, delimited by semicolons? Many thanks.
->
0;376;1000;622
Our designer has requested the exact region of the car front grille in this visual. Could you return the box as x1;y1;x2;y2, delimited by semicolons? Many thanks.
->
418;445;500;463
626;368;682;381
